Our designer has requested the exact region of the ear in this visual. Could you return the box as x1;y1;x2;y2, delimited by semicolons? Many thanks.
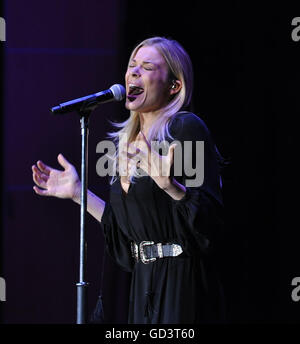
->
169;79;182;96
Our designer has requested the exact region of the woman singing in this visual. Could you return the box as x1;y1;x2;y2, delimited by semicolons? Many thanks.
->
32;37;226;324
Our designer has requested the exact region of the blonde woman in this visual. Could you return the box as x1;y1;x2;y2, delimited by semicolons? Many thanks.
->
32;37;226;324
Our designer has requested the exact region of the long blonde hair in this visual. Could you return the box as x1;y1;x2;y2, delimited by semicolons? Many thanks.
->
107;36;194;184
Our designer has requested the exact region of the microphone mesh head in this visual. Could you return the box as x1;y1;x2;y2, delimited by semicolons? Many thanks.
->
110;84;126;101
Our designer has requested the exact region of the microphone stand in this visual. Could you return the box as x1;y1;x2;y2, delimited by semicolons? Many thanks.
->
76;109;90;324
51;88;125;324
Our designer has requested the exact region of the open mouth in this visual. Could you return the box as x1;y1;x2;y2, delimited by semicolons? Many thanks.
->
127;84;144;101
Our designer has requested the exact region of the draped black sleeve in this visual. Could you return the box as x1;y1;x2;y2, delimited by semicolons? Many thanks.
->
167;111;224;256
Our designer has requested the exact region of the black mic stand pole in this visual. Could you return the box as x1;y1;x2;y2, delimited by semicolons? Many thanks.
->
51;90;125;323
76;109;91;324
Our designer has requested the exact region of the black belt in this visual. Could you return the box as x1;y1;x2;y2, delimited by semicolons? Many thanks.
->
131;241;183;264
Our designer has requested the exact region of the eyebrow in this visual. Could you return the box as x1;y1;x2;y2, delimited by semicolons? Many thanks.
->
131;59;157;65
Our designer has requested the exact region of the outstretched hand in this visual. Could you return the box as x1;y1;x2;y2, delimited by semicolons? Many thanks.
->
32;154;81;201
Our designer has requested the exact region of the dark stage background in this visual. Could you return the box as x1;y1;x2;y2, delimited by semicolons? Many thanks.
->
0;1;299;324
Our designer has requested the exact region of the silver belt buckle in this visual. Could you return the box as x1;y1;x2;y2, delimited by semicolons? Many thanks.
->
139;241;156;264
131;242;139;261
171;244;183;256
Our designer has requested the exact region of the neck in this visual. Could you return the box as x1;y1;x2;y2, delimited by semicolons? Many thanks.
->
138;111;160;135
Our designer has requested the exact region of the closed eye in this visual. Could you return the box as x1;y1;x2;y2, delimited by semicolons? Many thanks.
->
128;59;156;70
128;64;153;70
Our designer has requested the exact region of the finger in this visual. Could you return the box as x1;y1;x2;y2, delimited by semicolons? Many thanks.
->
127;142;141;158
128;160;136;174
118;160;128;175
37;160;51;176
127;143;139;156
168;144;177;166
128;142;145;157
33;172;47;189
168;143;177;156
120;150;129;158
33;185;50;196
129;154;140;165
32;165;49;182
119;151;129;165
127;153;143;171
57;153;70;170
127;150;138;159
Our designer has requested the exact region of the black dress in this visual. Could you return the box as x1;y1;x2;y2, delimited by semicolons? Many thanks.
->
100;111;226;324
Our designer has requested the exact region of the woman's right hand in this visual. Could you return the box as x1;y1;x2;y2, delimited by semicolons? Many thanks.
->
32;153;81;203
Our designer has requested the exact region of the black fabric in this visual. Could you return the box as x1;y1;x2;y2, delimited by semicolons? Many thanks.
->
100;112;226;324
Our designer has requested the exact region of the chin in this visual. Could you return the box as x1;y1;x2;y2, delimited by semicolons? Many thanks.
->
126;100;143;112
125;102;137;111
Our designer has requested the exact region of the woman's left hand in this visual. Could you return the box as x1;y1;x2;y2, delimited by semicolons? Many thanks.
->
127;131;177;190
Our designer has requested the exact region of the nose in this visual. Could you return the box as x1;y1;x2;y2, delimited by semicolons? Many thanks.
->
130;65;141;78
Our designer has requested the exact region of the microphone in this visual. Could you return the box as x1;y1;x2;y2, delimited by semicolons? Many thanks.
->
50;84;125;114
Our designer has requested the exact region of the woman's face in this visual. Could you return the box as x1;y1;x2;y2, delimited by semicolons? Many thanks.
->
125;45;171;113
